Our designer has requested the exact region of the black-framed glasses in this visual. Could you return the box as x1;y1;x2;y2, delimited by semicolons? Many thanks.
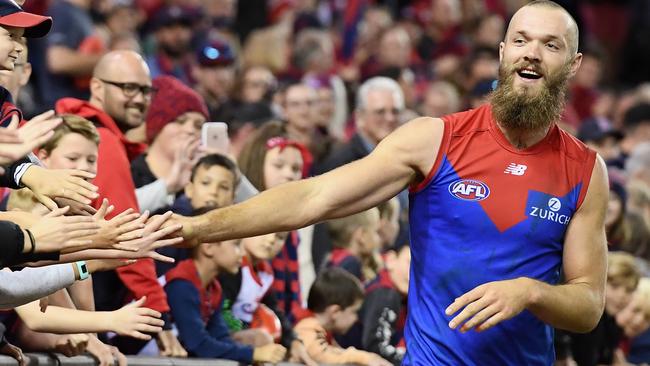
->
99;79;157;98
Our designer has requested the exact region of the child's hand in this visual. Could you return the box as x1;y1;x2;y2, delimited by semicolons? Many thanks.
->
90;200;145;251
110;297;164;340
253;343;287;364
53;333;89;357
29;214;100;253
368;355;393;366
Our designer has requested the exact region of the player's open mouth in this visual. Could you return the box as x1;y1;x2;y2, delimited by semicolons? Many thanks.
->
517;68;543;80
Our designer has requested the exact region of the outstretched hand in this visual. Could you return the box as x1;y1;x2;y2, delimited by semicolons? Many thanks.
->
0;111;62;166
113;211;183;262
445;277;532;333
21;166;99;211
111;297;164;340
90;199;145;250
29;213;100;254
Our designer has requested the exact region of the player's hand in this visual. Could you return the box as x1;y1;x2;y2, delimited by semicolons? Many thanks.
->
157;213;197;248
114;211;183;262
288;340;317;366
253;343;287;364
445;277;532;332
21;166;98;211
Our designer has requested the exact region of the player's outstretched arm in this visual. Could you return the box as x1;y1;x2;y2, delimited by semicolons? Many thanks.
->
183;117;444;246
446;155;608;334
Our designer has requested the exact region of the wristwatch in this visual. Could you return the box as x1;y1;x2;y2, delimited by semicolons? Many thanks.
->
75;261;90;281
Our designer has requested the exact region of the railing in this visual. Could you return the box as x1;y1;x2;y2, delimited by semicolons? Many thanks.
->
0;354;332;366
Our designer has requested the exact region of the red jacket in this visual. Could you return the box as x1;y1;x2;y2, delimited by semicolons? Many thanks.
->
55;98;169;313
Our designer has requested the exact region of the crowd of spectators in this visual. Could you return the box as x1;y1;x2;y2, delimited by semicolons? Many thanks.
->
0;0;649;365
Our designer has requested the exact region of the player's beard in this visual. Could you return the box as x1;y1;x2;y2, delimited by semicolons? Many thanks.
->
490;59;571;131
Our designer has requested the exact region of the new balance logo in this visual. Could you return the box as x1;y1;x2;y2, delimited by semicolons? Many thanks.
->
504;163;527;176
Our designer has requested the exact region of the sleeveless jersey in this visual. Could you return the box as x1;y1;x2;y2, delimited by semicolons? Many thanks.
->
405;104;597;366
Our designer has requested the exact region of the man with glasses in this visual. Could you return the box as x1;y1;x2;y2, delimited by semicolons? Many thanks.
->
55;50;188;358
315;76;404;174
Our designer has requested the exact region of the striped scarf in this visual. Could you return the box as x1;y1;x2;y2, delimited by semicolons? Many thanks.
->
271;230;303;324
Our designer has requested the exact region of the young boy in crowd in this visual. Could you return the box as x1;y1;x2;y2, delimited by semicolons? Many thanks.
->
294;267;392;366
164;238;286;364
325;208;383;282
220;232;317;365
155;154;239;276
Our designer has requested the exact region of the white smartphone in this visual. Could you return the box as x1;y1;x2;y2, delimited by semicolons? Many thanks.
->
201;122;229;153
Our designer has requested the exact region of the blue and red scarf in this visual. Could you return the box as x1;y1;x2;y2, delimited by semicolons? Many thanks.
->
271;231;303;324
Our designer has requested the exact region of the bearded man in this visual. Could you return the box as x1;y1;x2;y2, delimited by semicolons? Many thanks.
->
171;1;608;365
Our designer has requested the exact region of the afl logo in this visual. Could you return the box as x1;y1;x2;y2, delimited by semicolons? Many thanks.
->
448;179;490;201
548;198;562;212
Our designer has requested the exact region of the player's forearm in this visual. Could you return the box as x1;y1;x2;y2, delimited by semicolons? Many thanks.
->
525;278;604;333
193;178;323;244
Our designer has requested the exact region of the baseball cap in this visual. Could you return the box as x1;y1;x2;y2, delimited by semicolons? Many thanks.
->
151;5;196;30
577;117;623;143
196;40;235;67
0;0;52;38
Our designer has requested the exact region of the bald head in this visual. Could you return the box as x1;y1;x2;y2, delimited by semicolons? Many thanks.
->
90;50;152;131
93;50;150;81
508;0;579;55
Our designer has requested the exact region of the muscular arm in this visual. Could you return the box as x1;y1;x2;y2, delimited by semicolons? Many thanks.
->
188;117;443;244
525;156;608;332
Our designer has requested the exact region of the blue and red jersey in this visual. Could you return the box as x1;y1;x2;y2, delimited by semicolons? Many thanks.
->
405;104;596;365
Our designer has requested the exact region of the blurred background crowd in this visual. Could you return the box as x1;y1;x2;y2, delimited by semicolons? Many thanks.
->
1;0;650;365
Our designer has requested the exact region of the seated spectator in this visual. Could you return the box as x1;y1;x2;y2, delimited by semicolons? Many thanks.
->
130;75;207;214
325;208;383;283
294;268;391;366
563;252;640;365
164;237;286;363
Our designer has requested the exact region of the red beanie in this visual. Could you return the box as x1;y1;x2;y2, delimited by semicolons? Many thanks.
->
145;75;209;143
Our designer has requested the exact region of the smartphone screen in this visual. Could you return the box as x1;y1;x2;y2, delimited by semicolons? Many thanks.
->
201;122;229;153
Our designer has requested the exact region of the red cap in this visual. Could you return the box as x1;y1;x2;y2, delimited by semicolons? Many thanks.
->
0;1;52;38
